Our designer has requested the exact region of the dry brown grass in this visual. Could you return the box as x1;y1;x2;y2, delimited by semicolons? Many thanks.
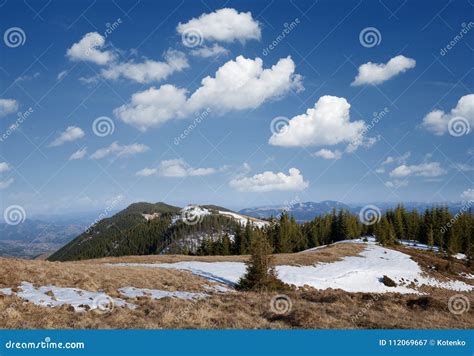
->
1;287;472;329
93;242;365;266
392;245;474;282
0;243;473;329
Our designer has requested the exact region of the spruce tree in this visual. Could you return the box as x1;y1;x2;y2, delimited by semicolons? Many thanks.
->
236;231;288;291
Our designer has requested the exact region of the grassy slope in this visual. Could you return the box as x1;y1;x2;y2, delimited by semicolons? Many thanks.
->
0;243;472;329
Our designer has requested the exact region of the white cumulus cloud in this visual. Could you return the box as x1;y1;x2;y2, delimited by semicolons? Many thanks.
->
158;159;216;177
49;126;85;147
381;152;411;166
269;95;366;148
177;8;261;43
389;162;447;178
229;168;308;192
191;44;229;58
0;99;18;117
114;85;188;131
69;147;87;160
312;149;342;160
137;159;217;178
101;49;189;84
352;55;416;86
90;142;149;159
66;32;116;65
114;56;302;131
68;33;187;84
136;167;158;177
421;94;474;135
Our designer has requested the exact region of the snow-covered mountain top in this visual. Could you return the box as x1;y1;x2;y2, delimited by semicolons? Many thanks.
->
172;205;269;227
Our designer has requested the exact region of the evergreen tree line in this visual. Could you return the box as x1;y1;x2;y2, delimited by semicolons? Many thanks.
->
197;206;474;264
50;203;473;264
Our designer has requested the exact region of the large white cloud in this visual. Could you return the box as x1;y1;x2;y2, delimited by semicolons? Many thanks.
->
177;8;261;43
352;55;416;86
90;142;149;159
66;32;115;65
114;56;302;131
389;162;447;178
421;94;474;135
269;95;366;148
229;168;308;192
114;85;188;131
49;126;85;147
101;50;189;84
187;55;301;113
0;99;18;117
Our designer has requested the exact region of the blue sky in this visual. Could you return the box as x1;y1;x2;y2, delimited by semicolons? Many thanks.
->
0;0;473;216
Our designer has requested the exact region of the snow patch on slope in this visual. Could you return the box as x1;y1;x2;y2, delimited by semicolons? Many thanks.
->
0;287;13;296
170;205;269;228
112;244;473;294
218;210;269;228
142;213;160;221
114;261;245;285
9;282;135;312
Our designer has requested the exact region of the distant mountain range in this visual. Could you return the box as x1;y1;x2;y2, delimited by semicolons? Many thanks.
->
2;200;470;260
240;201;471;222
239;201;350;222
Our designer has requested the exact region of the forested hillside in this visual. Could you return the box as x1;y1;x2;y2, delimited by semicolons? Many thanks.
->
49;202;473;265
